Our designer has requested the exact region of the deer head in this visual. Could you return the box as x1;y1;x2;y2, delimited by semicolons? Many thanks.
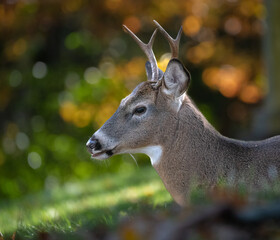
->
86;21;190;164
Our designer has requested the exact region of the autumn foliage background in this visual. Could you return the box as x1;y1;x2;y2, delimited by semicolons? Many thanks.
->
0;0;274;199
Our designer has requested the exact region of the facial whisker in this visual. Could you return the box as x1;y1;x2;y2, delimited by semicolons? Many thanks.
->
104;159;109;168
129;154;138;167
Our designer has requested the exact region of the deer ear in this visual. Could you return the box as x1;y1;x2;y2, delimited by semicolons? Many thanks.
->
145;61;164;81
162;59;191;98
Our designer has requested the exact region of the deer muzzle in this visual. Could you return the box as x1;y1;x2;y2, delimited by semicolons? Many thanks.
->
86;134;115;160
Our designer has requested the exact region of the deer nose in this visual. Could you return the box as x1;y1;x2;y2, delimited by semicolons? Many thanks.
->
86;137;102;152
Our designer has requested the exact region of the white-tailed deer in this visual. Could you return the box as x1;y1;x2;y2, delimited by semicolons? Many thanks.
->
86;20;280;206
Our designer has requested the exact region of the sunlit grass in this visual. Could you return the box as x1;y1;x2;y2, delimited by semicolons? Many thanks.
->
0;166;172;238
2;165;280;239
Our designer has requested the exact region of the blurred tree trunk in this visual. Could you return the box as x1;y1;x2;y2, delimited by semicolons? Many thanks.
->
252;0;280;139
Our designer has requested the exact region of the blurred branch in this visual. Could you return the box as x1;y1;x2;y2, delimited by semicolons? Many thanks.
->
253;0;280;138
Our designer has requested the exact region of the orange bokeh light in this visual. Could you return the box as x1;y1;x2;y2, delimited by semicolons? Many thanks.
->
123;16;141;34
202;65;247;98
224;16;242;35
59;101;77;122
59;102;94;127
219;77;240;98
158;53;171;71
183;15;202;37
187;41;214;64
239;84;262;104
94;101;119;127
73;109;91;128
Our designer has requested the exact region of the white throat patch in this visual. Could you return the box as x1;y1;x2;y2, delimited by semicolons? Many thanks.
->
128;145;163;166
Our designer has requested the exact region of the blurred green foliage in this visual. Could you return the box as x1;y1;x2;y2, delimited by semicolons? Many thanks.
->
0;0;267;199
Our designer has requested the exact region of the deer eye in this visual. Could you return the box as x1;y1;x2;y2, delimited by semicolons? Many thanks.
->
133;106;147;115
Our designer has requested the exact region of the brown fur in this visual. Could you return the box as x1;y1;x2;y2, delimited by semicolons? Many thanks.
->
153;90;280;205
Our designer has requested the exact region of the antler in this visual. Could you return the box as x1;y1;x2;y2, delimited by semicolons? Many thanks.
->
123;25;159;83
153;20;182;59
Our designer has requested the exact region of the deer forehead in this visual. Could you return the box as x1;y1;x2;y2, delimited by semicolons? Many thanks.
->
120;82;156;109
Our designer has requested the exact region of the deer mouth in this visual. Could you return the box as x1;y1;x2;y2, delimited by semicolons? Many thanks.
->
90;149;114;160
91;150;113;157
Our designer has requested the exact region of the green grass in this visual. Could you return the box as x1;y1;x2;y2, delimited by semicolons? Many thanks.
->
2;165;280;240
0;166;172;239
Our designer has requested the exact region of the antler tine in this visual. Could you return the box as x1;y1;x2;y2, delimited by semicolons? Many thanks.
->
123;25;159;83
153;20;182;59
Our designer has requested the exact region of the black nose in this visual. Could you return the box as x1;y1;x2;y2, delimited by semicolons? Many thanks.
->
86;137;102;152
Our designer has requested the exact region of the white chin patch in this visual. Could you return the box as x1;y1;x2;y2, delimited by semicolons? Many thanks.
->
91;152;109;160
123;145;163;166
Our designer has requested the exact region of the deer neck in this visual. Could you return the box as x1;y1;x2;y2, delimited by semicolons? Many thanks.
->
151;96;222;205
154;95;220;167
150;95;280;206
